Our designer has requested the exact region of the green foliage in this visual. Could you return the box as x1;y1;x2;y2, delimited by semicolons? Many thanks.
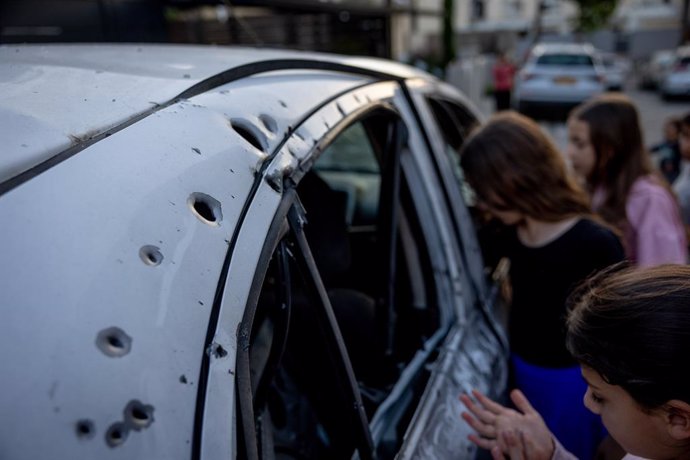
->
573;0;618;33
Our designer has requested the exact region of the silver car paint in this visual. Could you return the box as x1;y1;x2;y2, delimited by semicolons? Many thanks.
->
0;44;506;459
0;51;370;458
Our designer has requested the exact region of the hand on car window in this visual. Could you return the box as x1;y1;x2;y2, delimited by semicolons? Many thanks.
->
460;389;555;460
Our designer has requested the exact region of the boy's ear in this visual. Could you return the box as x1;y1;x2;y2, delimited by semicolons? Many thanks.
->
665;400;690;441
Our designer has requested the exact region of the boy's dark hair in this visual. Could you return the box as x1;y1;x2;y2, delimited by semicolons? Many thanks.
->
567;263;690;409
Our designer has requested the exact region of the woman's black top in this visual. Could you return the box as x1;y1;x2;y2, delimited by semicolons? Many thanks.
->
504;218;625;368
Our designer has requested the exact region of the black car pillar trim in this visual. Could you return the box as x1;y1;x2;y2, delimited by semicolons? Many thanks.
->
376;119;404;356
0;61;392;198
287;203;376;460
175;59;401;101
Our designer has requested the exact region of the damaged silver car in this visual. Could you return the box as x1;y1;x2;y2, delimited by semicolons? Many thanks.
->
0;44;507;459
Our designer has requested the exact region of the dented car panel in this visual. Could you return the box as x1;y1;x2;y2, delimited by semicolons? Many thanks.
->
396;79;509;459
0;44;507;460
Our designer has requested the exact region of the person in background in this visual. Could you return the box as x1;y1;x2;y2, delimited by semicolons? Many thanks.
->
566;94;686;266
650;116;682;183
461;264;690;460
460;111;625;460
672;113;690;245
492;52;516;112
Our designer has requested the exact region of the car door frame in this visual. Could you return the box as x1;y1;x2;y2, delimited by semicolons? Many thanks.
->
197;73;505;459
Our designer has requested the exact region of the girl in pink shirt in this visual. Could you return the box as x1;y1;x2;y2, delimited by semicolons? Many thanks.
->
566;94;686;266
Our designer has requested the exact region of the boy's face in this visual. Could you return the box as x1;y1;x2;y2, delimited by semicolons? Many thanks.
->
680;124;690;160
581;366;682;459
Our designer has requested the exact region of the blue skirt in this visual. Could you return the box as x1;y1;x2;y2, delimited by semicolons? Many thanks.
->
511;354;607;460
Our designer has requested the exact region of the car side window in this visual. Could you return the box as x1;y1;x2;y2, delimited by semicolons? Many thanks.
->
425;97;478;204
239;108;443;459
424;96;501;292
313;122;380;226
305;111;440;388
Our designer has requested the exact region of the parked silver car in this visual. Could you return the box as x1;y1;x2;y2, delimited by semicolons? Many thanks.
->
514;42;605;117
637;49;676;90
598;51;630;91
0;44;506;459
660;46;690;99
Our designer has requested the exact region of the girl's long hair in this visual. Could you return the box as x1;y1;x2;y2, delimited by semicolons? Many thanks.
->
569;94;658;227
460;111;591;222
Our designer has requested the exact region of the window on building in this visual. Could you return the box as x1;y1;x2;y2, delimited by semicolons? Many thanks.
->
472;0;485;20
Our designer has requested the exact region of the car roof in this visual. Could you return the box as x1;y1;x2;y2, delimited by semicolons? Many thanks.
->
0;43;430;187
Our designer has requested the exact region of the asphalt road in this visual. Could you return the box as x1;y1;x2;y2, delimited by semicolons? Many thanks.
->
535;85;687;153
628;85;689;148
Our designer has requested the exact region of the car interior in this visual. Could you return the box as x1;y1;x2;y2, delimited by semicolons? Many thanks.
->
238;109;444;459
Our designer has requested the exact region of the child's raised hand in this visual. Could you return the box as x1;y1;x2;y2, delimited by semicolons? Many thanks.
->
460;389;555;460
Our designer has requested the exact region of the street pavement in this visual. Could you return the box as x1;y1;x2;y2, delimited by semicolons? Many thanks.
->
476;78;689;154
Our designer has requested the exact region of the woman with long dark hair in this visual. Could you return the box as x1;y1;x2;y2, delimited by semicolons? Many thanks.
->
460;111;624;459
566;94;686;265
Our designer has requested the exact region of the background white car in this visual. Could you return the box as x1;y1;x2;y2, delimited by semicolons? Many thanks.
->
0;44;506;460
637;49;676;90
660;46;690;99
598;51;631;91
514;42;606;118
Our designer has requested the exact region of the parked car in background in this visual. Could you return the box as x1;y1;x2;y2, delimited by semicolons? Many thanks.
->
513;42;605;118
637;49;676;89
660;46;690;99
598;51;630;91
0;44;507;460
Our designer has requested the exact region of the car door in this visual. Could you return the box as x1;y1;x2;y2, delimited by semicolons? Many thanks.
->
221;78;506;459
394;80;509;459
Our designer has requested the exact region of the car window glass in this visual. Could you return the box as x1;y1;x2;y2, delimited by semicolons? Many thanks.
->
536;54;594;66
425;97;477;205
306;111;440;372
313;123;380;174
313;122;380;226
424;96;505;283
305;111;440;456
